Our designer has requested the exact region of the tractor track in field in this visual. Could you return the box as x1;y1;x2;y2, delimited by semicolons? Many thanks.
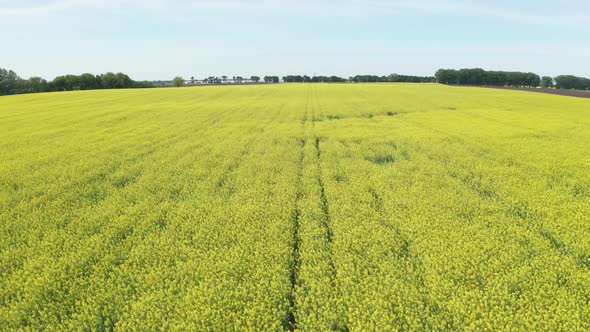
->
314;137;335;247
286;91;311;331
309;86;346;330
287;137;305;331
287;85;343;330
310;85;336;271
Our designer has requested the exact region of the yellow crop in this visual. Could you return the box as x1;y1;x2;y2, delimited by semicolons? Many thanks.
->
1;84;589;330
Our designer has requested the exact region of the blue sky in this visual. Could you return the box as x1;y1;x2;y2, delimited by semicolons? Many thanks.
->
1;0;589;80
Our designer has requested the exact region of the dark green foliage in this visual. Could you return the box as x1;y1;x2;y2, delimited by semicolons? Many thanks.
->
369;154;395;165
578;254;590;269
508;282;522;298
264;76;280;83
350;74;435;83
541;231;565;250
0;68;19;94
0;67;152;96
435;68;541;87
555;75;590;90
172;76;184;87
541;76;554;88
283;75;347;83
282;74;434;83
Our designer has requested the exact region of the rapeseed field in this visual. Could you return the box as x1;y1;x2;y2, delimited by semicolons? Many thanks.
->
1;84;589;331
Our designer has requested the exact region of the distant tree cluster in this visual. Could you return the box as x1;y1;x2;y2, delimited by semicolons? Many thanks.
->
540;76;554;88
202;76;220;84
283;75;347;83
172;76;185;87
435;68;541;87
0;68;19;95
194;76;262;84
0;67;153;96
264;76;280;83
281;74;434;83
555;75;590;90
5;66;590;95
349;74;436;83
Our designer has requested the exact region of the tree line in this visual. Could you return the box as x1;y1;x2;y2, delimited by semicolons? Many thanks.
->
173;75;278;86
0;67;153;96
554;75;590;90
189;76;262;85
4;66;590;96
180;74;434;85
283;75;347;83
282;74;435;83
434;68;590;90
349;74;436;83
161;73;590;90
435;68;542;87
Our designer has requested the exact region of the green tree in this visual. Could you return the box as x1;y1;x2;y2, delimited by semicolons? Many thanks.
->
540;77;553;88
114;73;132;88
79;73;98;90
0;68;20;95
50;76;66;91
26;77;49;93
555;75;590;90
99;72;117;89
172;76;185;87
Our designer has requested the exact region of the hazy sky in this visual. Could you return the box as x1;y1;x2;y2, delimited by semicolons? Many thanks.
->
1;0;589;80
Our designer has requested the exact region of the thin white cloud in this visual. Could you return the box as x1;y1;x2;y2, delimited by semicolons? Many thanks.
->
0;0;101;16
1;0;589;29
355;0;590;28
